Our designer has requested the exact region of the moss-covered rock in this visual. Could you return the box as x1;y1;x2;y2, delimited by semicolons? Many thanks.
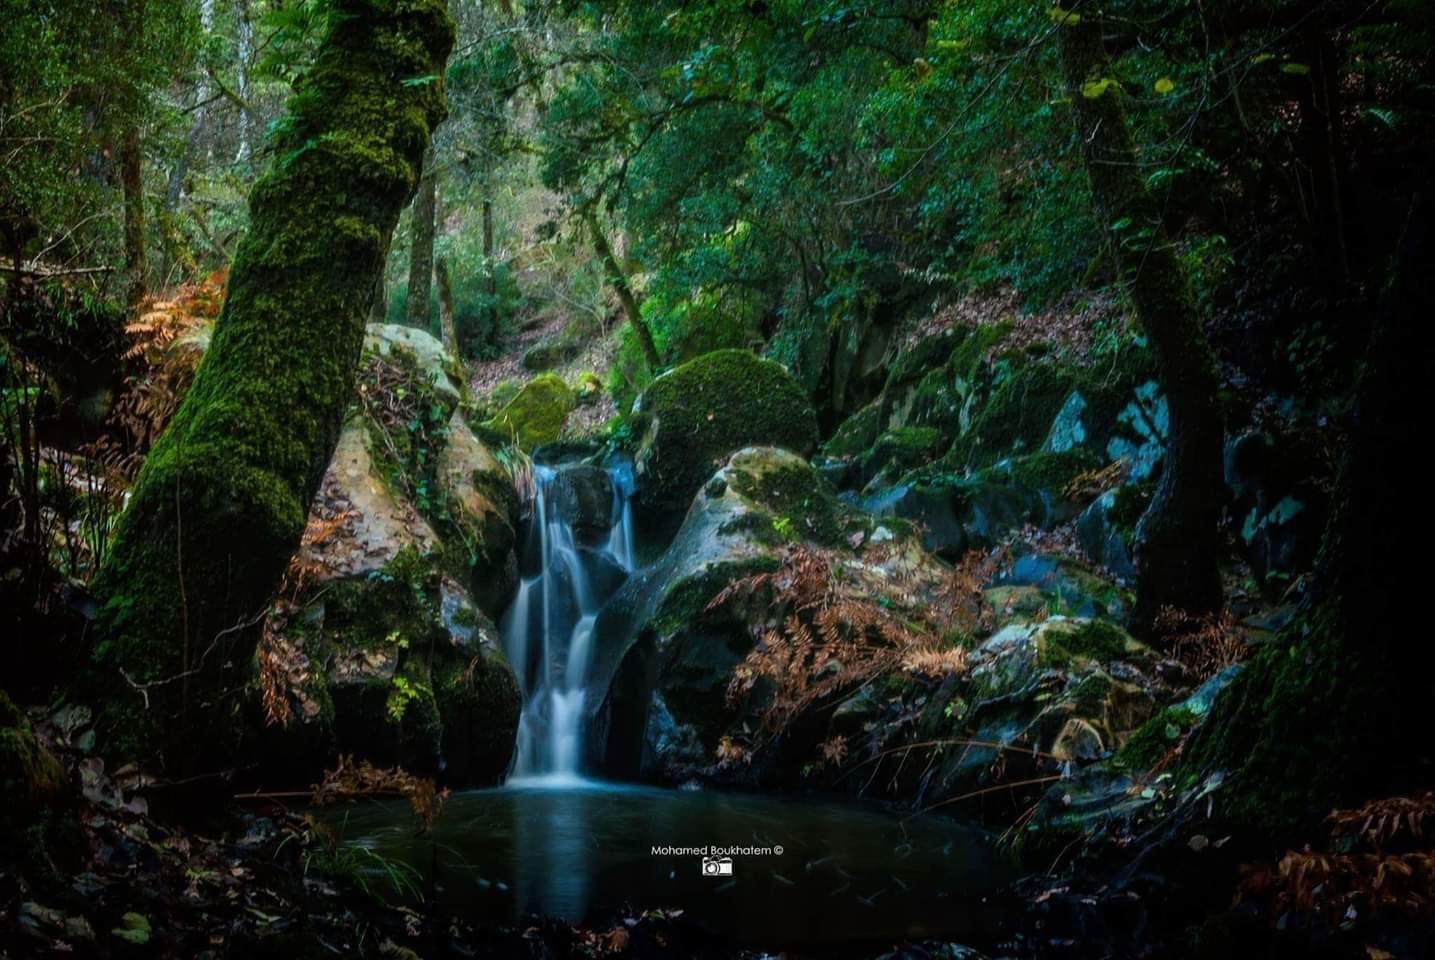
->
481;373;574;449
436;413;519;615
87;0;457;766
0;693;81;882
521;338;581;373
857;425;944;489
0;693;66;817
902;616;1165;816
591;447;933;785
364;322;462;406
248;400;519;786
633;349;818;538
821;400;881;459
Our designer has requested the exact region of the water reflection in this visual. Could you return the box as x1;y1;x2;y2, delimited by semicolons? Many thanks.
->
323;781;1013;948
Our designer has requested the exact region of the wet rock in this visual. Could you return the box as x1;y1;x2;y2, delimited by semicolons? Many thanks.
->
437;413;520;617
595;447;866;780
1225;429;1326;584
1075;488;1138;581
991;552;1130;620
910;617;1167;814
549;464;615;544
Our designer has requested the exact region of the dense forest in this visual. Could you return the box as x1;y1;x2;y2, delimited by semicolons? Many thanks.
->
3;0;1434;957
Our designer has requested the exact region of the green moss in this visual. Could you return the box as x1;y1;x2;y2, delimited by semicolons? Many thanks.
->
651;557;782;637
87;0;456;765
360;344;454;522
1181;601;1392;836
945;358;1077;471
727;459;847;547
0;693;65;806
822;401;881;458
0;692;81;881
1061;619;1134;662
1116;704;1198;770
982;448;1100;491
431;650;520;785
635;350;818;528
481;372;575;448
716;509;783;546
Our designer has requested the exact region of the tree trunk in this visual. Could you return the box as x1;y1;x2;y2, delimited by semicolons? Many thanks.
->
483;188;496;338
406;146;437;331
435;254;457;356
370;269;387;322
584;208;659;369
120;123;146;307
166;0;215;212
1057;15;1224;632
234;0;254;166
1185;198;1435;839
87;0;454;770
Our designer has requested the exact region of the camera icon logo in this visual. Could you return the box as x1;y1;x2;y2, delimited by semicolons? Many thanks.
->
701;855;734;877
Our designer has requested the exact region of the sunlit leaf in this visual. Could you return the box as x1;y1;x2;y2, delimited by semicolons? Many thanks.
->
1082;78;1119;99
1154;77;1175;95
1048;7;1081;25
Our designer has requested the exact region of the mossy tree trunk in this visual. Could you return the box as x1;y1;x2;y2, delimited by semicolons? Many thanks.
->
406;145;437;329
1058;15;1224;633
88;0;455;770
1184;201;1435;839
584;206;660;369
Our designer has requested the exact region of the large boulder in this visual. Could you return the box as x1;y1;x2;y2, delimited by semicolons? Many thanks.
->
631;350;819;540
437;413;520;616
248;412;520;787
592;448;864;780
886;616;1171;818
364;322;461;405
482;372;575;449
590;446;945;785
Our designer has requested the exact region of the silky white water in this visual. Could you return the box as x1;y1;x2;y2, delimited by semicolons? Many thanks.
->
502;462;635;781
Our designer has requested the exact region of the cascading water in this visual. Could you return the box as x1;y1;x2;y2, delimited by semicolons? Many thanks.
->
502;461;635;782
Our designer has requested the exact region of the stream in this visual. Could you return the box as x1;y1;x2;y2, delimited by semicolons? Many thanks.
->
323;458;1013;948
326;781;1013;947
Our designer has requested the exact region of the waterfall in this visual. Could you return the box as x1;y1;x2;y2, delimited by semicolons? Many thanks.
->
503;461;635;782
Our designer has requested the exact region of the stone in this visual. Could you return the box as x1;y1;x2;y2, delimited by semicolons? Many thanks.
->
482;373;575;449
364;322;461;405
632;349;818;540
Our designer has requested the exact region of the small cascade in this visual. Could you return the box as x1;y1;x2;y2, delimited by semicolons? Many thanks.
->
502;461;635;781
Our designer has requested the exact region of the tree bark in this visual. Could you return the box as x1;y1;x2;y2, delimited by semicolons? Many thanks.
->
369;269;387;322
482;187;496;338
435;254;457;356
1186;198;1435;839
406;146;437;330
233;0;254;166
584;208;659;369
120;123;146;307
1057;15;1224;632
88;0;455;770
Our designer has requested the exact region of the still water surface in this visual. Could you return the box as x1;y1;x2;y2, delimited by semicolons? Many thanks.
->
324;778;1014;947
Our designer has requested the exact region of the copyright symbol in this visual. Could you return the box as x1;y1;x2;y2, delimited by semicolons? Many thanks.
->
773;845;784;855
